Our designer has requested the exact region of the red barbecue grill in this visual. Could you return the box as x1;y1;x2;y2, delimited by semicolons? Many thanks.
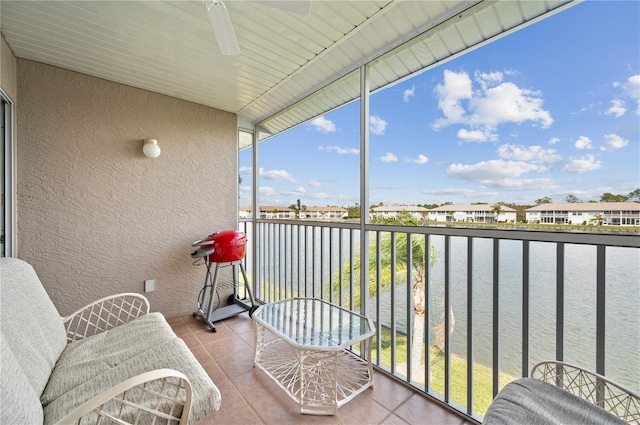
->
191;230;257;332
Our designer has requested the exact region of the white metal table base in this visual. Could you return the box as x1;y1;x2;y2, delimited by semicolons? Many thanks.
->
252;298;374;415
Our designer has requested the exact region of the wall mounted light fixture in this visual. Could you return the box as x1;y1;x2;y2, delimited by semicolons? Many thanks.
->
143;138;161;159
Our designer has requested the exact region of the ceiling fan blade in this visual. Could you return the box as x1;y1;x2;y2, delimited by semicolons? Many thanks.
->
252;0;312;16
205;1;241;55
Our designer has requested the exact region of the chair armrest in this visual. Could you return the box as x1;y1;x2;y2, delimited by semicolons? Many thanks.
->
61;293;150;343
531;361;640;423
52;369;192;425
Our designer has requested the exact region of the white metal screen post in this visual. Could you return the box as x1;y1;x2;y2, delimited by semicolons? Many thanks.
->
1;89;15;258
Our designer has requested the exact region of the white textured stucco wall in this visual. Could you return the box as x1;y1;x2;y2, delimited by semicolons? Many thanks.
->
16;59;238;318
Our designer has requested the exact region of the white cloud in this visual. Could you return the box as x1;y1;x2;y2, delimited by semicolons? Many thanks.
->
308;180;323;187
562;154;602;174
603;133;629;149
318;145;359;154
610;75;640;116
433;69;553;140
481;178;557;190
625;75;640;114
548;137;560;145
380;152;398;163
421;188;475;196
310;116;336;133
370;115;388;135
282;187;308;197
624;74;640;99
605;99;626;117
239;166;252;174
475;71;504;89
403;85;415;102
307;192;330;200
457;128;498;142
259;167;296;182
447;159;540;180
406;154;428;164
574;136;593;150
446;159;554;190
433;70;473;127
497;144;562;166
470;82;553;129
259;186;276;196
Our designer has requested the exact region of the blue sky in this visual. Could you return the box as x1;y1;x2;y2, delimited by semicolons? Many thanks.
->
239;1;640;208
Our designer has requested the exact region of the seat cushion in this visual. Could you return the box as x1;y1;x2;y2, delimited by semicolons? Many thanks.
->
484;377;626;425
41;312;176;405
0;333;45;425
0;258;67;396
42;313;221;425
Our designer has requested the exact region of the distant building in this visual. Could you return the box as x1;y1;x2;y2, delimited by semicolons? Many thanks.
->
239;206;252;219
370;205;428;221
427;204;517;223
300;206;348;220
238;206;296;219
525;202;640;225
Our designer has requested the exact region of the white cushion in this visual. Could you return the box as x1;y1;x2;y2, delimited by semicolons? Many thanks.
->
0;258;67;396
42;313;221;425
0;332;45;425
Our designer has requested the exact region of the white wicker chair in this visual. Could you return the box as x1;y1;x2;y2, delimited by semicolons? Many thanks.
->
531;361;640;424
62;293;151;342
58;293;193;425
1;257;220;425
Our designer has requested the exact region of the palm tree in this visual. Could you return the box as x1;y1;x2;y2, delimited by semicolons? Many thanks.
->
490;203;502;223
288;198;306;219
590;214;604;226
331;219;453;382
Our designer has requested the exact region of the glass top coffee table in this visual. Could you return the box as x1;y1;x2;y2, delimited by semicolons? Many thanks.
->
252;297;375;415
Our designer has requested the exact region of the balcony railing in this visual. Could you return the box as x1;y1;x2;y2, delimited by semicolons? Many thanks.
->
239;219;639;421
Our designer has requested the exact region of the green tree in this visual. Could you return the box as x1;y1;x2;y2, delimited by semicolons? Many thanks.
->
600;192;628;202
394;210;420;226
346;203;361;219
502;203;529;223
490;203;502;222
370;210;423;226
628;189;640;202
421;203;440;209
566;194;580;203
590;214;604;226
332;219;451;382
535;196;552;205
288;199;306;219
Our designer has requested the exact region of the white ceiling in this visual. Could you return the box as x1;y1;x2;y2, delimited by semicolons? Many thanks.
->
1;0;577;145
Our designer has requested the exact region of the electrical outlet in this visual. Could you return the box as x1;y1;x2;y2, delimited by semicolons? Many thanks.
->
144;279;155;292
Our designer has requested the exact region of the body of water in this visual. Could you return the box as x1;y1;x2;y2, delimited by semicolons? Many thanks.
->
371;237;639;392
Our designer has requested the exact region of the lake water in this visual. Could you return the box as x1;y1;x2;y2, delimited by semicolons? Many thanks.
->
371;237;639;392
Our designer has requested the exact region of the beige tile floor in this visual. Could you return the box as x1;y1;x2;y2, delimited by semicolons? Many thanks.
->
167;313;476;425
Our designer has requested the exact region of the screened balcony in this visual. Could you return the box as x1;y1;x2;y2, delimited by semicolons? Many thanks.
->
2;0;638;424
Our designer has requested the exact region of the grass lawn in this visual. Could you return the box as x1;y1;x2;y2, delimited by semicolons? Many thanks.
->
372;326;513;417
249;282;514;416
